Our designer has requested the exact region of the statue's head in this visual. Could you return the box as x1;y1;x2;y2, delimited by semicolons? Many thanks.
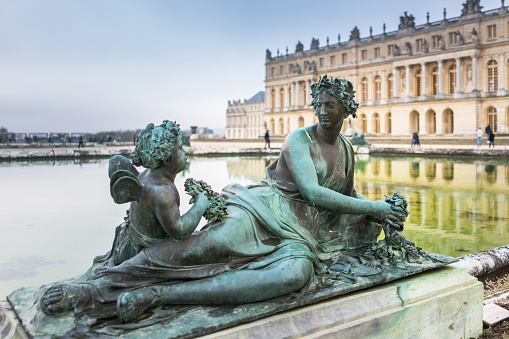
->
310;75;359;118
131;120;181;169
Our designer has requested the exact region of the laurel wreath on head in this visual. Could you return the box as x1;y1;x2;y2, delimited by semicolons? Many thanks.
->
310;74;359;118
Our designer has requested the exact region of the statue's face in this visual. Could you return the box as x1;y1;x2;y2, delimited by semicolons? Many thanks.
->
169;136;187;173
315;90;344;130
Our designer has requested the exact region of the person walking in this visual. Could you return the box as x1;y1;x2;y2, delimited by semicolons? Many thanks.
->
485;124;492;145
264;130;271;149
476;128;483;148
411;131;420;149
488;131;495;148
78;135;84;149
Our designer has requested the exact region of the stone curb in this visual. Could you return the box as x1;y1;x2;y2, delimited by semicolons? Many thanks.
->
451;245;509;277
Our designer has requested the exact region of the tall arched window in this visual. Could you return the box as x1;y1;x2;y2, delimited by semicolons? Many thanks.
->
373;113;380;134
360;114;367;133
287;118;290;133
487;60;498;92
488;107;498;132
386;112;392;134
271;89;276;109
270;119;275;135
278;118;284;136
410;111;420;134
416;69;422;96
449;64;456;94
361;77;368;101
443;109;454;134
432;67;438;95
426;110;437;134
298;116;305;128
280;88;285;108
374;75;382;100
387;74;394;99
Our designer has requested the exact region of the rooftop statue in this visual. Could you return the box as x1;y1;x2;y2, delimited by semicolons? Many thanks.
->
295;41;304;53
310;37;319;50
265;48;272;60
398;11;415;30
9;76;455;338
461;0;483;16
349;26;360;41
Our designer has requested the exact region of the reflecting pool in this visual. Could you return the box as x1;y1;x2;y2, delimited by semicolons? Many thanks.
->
0;155;508;297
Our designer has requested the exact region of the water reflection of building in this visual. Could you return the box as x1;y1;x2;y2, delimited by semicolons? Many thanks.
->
354;156;509;255
226;157;276;182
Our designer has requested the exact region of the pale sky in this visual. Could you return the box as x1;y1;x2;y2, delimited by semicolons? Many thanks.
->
0;0;503;134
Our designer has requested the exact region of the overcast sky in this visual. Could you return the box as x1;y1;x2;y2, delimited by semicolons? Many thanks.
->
0;0;503;134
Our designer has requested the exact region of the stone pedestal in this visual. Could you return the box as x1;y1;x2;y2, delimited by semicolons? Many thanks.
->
0;300;28;339
1;266;482;338
204;266;483;338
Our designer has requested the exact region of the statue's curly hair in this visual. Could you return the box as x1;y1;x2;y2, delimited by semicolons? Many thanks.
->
130;120;180;169
310;74;359;118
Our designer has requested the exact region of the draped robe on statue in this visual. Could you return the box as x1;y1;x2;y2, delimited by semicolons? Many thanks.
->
71;131;381;313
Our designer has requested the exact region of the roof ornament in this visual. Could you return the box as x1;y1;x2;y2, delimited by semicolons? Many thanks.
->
398;12;415;30
349;26;360;41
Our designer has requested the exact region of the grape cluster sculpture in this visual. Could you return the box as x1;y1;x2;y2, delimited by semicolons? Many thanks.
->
184;178;228;222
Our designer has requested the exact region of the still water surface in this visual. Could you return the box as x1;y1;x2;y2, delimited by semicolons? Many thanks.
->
1;155;508;297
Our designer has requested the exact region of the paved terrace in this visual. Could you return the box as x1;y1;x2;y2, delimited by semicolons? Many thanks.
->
0;136;508;160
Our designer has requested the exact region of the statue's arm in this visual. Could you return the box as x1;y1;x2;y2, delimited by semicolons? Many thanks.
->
355;191;371;201
150;185;210;240
284;131;399;223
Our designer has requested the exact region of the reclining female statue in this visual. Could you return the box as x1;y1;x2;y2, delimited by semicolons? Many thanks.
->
40;75;406;323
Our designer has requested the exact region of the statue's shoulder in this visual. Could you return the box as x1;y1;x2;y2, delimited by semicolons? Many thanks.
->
340;133;353;147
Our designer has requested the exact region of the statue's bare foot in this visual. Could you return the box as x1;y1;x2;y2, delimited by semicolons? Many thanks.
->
117;288;161;323
40;284;82;315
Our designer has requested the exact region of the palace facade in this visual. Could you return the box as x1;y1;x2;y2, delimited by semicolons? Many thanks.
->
225;91;265;139
263;0;509;137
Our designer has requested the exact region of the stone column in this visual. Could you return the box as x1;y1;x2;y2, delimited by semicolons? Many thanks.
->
472;55;478;92
455;57;461;94
295;81;300;106
499;53;506;93
305;80;311;106
368;73;373;101
275;86;281;109
436;110;443;135
405;65;411;97
438;60;443;96
421;62;427;97
291;82;296;106
285;84;290;109
381;70;387;103
393;67;399;98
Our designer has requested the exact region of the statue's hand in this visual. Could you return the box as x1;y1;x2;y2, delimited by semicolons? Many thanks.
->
372;201;405;230
190;192;212;211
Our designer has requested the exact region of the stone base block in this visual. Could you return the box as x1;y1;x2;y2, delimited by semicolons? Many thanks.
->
204;266;483;339
0;300;28;339
1;266;483;339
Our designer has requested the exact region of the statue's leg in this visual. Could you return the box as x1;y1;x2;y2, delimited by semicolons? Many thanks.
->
117;257;313;323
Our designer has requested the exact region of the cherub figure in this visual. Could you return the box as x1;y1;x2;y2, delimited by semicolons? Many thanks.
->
41;120;212;314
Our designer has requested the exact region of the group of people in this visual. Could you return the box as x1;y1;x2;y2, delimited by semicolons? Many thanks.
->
477;124;495;148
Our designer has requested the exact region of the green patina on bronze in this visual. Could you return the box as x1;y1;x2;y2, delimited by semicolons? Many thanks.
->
8;75;456;338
